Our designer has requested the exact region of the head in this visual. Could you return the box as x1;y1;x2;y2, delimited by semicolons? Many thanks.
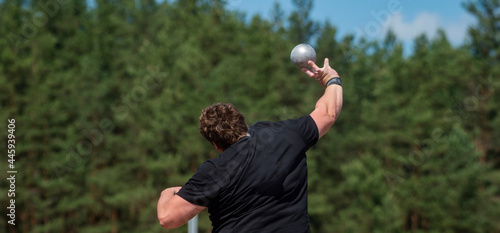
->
199;103;248;152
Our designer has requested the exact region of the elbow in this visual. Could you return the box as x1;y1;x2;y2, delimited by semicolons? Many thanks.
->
158;210;184;229
327;111;338;121
158;214;172;228
159;221;176;229
328;103;342;123
325;110;340;124
159;215;182;229
316;102;341;124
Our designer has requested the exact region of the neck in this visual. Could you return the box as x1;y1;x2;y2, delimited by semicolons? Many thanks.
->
236;133;249;141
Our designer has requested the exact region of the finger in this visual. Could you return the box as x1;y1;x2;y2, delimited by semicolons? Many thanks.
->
308;60;321;71
302;67;316;77
323;58;330;69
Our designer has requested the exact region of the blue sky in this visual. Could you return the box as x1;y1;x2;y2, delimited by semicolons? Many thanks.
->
225;0;477;53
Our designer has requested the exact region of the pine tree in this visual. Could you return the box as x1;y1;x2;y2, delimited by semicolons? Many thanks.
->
1;0;499;232
463;0;500;165
394;126;498;232
287;0;319;44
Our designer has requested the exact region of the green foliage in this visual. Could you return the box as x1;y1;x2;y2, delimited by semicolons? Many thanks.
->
0;0;498;232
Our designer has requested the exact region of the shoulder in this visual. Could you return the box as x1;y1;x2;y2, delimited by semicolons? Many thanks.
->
282;115;316;127
191;160;219;179
250;115;316;134
249;115;318;147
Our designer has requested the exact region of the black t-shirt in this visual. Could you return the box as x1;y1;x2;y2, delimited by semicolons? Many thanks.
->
177;115;318;233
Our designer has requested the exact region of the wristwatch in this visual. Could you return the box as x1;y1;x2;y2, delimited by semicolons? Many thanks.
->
326;77;342;87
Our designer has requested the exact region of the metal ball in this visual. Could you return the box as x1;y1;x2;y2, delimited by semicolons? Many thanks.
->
290;44;316;69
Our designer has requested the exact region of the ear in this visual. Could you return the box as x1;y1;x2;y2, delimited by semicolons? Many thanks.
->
211;142;224;153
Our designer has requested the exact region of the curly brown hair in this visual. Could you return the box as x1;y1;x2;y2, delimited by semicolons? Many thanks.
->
199;103;248;151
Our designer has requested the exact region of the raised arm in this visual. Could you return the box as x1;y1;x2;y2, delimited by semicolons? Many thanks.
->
302;58;343;138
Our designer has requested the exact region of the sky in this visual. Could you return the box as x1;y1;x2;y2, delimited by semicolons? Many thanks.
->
225;0;477;54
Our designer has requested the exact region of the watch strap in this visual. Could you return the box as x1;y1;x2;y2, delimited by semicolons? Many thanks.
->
326;77;342;87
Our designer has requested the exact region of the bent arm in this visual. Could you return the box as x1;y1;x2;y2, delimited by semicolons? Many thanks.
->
302;58;343;138
157;186;206;228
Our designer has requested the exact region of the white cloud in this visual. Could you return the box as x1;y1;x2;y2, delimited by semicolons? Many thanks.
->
444;13;476;45
384;12;440;41
382;11;476;46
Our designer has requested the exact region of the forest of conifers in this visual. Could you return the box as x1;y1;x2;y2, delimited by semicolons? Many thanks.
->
0;0;499;232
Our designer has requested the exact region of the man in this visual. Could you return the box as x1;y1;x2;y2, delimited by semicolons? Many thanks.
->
157;58;343;232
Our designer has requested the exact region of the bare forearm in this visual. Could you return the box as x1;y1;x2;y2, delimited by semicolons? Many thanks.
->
317;85;343;119
312;85;343;137
157;186;182;222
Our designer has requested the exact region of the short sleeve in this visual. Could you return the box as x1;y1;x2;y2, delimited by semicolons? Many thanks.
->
282;115;319;148
176;161;221;207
